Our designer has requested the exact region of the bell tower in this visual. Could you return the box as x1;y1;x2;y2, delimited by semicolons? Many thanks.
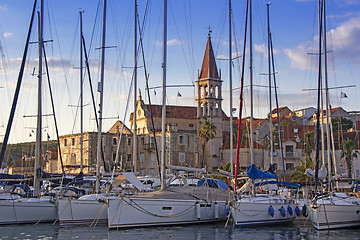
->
196;32;223;171
196;32;223;119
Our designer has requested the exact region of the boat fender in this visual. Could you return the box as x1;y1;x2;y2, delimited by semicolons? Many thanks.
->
214;202;219;219
268;206;274;217
280;206;286;217
302;204;308;217
196;202;201;220
295;206;300;216
287;205;293;216
225;205;230;216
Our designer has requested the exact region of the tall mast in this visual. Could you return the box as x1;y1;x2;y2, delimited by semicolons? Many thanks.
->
96;0;107;193
267;3;273;166
322;0;333;182
249;0;254;165
80;11;84;173
34;0;44;197
160;0;167;190
318;0;325;166
228;0;233;176
133;0;138;173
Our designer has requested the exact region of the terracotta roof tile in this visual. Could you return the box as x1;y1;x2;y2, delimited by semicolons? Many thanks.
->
199;34;220;80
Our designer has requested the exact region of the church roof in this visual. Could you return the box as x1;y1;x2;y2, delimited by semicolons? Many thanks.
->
130;103;230;121
199;33;220;80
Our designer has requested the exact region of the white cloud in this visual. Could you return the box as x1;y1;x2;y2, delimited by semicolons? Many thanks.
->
284;44;309;70
285;16;360;69
255;43;279;56
326;17;360;62
216;52;241;60
167;39;181;46
154;39;181;46
3;32;12;38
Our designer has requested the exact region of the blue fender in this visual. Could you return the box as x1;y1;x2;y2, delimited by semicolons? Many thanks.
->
295;206;300;216
280;206;286;217
302;204;308;217
225;205;230;216
287;205;293;216
268;206;274;217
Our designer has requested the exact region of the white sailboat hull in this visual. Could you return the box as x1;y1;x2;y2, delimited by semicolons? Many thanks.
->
107;196;226;228
231;196;296;226
57;196;108;225
0;198;57;224
308;195;360;230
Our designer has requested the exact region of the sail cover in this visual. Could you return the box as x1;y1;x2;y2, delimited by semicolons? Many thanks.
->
247;164;278;180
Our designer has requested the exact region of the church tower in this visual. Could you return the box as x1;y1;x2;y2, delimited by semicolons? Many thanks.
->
196;32;223;118
196;32;223;171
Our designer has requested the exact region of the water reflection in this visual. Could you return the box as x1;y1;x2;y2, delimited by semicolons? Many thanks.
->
1;221;360;240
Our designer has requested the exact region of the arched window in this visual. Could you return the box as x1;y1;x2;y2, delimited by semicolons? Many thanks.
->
215;85;219;98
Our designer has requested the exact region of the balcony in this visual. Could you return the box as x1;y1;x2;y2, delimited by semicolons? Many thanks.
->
284;152;298;159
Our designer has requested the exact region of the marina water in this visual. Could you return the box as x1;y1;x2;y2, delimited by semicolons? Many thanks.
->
1;221;360;240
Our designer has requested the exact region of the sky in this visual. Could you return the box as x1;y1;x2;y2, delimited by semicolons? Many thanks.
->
0;0;359;144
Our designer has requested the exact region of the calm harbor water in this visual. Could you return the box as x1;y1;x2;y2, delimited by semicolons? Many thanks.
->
0;221;360;240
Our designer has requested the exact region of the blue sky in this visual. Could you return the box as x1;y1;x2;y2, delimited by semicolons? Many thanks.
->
0;0;359;143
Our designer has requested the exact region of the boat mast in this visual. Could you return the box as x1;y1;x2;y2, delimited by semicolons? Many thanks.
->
322;0;333;184
267;3;273;167
318;0;326;167
249;0;254;165
96;0;107;193
80;11;84;173
133;0;138;173
314;0;324;188
34;0;44;197
160;0;167;190
228;0;234;176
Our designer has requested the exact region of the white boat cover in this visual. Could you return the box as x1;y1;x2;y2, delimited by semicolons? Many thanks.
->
121;172;146;191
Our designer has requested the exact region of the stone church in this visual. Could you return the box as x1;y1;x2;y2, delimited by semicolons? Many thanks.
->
58;33;233;175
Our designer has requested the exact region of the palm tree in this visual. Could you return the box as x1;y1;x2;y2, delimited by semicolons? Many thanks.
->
340;139;359;179
290;156;314;182
198;116;216;169
290;130;315;182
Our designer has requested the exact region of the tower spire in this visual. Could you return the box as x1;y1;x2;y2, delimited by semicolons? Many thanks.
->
199;33;219;80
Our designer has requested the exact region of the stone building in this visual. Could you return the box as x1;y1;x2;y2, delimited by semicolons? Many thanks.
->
128;33;231;173
58;121;132;174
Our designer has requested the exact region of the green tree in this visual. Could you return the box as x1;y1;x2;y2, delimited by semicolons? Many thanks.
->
290;130;315;182
302;130;315;157
215;162;233;187
290;156;314;182
232;126;247;148
332;116;353;133
340;139;359;178
263;130;280;151
198;117;216;169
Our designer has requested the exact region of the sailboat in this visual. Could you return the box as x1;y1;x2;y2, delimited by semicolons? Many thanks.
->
230;1;298;226
57;1;109;226
307;0;360;230
0;0;57;224
106;0;229;229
